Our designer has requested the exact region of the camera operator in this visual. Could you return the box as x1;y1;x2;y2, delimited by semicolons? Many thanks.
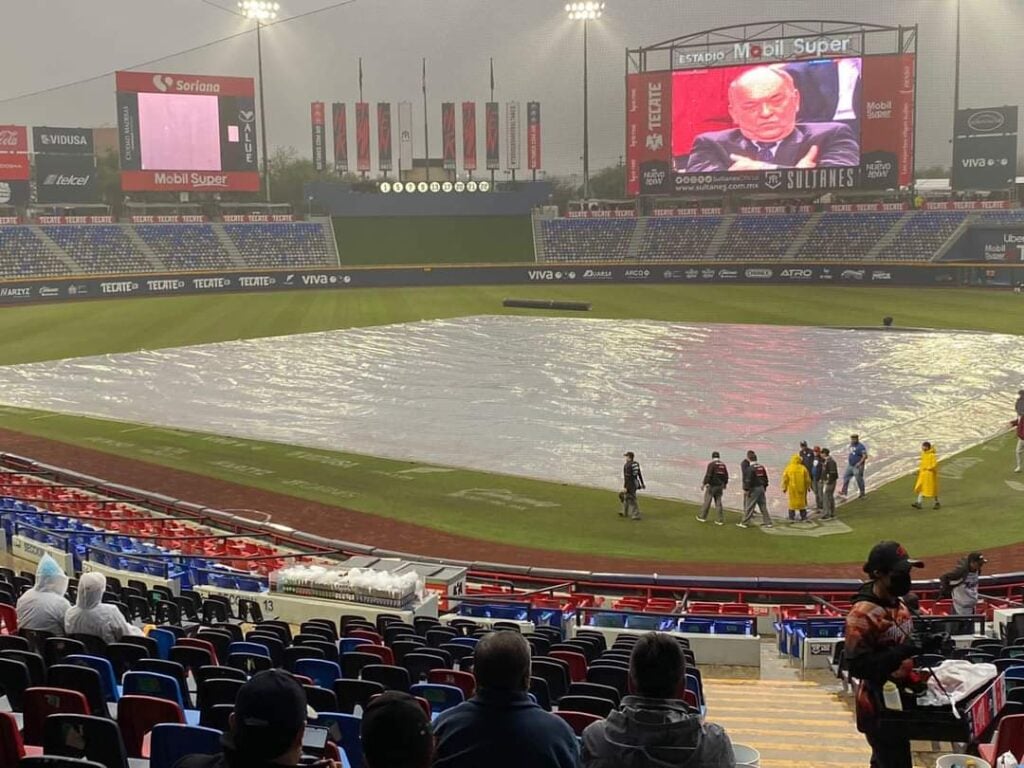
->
845;541;937;768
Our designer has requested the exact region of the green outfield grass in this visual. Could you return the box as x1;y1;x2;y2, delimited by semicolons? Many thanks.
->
0;284;1020;566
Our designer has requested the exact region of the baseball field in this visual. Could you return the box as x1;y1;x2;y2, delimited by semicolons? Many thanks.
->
1;284;1021;577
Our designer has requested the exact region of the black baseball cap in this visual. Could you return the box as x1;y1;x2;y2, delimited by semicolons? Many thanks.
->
711;451;720;458
799;440;808;447
362;692;433;768
624;451;634;459
232;670;307;759
968;552;988;564
864;541;924;574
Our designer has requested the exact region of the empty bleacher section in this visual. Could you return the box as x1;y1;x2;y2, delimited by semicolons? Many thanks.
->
0;221;339;279
877;210;969;261
0;228;72;279
638;216;722;260
797;211;905;260
538;218;636;262
224;221;338;268
43;225;152;275
540;207;1024;263
135;224;234;272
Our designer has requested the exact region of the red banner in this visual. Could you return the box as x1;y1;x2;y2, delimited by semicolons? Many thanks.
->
485;102;500;171
0;125;28;154
625;71;673;196
527;102;541;170
0;216;20;224
826;202;908;212
462;102;477;171
129;215;208;223
222;214;294;222
566;209;637;218
377;103;393;172
120;170;260;192
37;215;114;224
442;103;456;171
0;153;30;181
739;205;815;214
332;103;348;174
311;102;326;173
356;102;371;173
859;54;916;189
115;70;254;97
924;200;1013;210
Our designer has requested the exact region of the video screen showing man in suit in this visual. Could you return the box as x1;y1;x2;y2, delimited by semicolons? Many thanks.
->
677;62;860;173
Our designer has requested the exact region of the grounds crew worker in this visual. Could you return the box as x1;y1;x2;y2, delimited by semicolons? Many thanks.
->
737;451;772;529
846;541;934;768
781;453;812;523
820;448;839;519
619;451;645;521
911;441;940;510
695;451;729;525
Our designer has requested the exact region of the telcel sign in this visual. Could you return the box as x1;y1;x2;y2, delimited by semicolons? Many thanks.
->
674;36;854;67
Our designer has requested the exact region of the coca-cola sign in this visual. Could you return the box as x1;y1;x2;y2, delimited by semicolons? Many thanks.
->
0;125;28;153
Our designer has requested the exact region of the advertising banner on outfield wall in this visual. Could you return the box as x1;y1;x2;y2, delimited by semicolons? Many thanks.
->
0;263;980;308
33;126;94;155
0;180;29;206
485;102;500;171
377;102;393;173
332;103;348;173
527;102;541;171
311;102;327;173
35;154;99;204
356;102;371;173
442;102;456;171
462;102;477;171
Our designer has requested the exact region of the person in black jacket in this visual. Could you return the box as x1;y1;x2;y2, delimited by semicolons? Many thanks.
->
176;670;338;768
820;447;840;519
737;451;772;528
696;451;729;525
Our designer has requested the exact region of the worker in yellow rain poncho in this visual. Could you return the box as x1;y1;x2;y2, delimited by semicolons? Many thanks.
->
781;453;812;523
912;441;940;510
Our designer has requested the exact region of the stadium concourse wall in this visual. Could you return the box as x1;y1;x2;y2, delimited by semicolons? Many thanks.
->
0;262;1019;306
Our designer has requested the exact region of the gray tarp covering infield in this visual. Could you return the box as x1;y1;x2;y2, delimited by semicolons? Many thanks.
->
2;316;1022;512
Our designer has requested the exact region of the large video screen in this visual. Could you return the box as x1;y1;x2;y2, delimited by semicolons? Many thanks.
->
626;54;915;196
116;71;260;192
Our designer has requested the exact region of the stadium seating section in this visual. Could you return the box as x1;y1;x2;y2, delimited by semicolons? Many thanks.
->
0;222;339;279
540;208;1024;263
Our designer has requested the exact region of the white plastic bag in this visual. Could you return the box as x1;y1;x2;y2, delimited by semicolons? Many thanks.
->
916;659;998;708
996;751;1019;768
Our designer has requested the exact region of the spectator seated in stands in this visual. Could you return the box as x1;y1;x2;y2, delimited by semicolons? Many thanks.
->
16;553;71;636
178;670;331;768
581;632;735;768
64;571;143;644
362;691;434;768
433;631;579;768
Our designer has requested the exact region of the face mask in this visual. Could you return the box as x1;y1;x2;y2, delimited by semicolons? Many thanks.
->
889;570;912;597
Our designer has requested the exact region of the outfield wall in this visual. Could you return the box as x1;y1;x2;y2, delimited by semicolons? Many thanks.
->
333;216;533;265
0;262;1020;306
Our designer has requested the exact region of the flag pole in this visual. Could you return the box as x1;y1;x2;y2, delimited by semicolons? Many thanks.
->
489;58;495;188
422;58;430;183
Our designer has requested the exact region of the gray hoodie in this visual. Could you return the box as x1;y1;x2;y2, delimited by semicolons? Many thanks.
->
581;697;735;768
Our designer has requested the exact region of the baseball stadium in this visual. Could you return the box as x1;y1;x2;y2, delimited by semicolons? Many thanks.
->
0;5;1023;768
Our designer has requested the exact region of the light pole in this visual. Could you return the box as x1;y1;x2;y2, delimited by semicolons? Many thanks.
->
566;1;603;201
239;0;279;203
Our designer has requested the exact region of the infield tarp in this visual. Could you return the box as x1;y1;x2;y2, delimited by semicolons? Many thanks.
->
2;317;1021;512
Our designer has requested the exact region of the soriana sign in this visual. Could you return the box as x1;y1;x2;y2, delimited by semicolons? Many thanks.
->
115;70;255;97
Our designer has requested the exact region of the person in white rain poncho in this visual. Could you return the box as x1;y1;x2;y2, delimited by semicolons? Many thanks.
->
65;571;143;643
16;554;72;636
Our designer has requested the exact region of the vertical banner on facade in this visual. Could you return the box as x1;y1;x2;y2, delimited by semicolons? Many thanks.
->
355;102;371;172
506;102;521;170
441;102;457;171
332;103;348;173
377;102;393;173
527;102;541;171
311;102;327;172
625;72;674;195
462;102;477;171
858;54;916;189
485;102;500;171
397;101;413;172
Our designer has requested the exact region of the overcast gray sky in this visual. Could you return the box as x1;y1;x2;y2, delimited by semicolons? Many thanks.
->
1;0;1021;176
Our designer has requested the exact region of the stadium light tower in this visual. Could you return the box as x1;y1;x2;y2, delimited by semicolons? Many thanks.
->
566;1;603;201
239;0;279;203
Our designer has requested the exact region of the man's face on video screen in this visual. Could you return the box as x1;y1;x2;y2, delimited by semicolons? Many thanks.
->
727;67;800;143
